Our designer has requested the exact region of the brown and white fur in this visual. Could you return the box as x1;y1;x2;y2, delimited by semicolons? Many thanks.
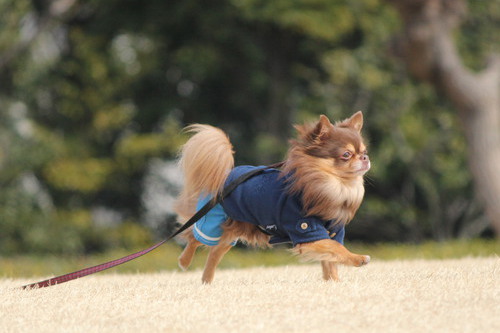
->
174;112;371;283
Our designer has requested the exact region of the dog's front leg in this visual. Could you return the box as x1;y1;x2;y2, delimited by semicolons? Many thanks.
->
202;242;233;284
321;260;339;281
294;239;370;267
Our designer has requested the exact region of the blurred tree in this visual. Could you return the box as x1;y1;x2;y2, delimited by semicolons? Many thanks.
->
389;0;500;237
0;0;181;253
0;0;497;254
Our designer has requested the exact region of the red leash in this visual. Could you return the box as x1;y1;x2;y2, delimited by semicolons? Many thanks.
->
20;191;219;290
21;240;168;289
21;163;283;290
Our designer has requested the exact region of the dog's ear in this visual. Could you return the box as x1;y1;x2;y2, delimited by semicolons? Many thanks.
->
294;115;333;145
311;115;332;141
339;111;363;133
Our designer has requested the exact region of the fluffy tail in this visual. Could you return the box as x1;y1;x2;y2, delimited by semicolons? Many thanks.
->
174;124;234;220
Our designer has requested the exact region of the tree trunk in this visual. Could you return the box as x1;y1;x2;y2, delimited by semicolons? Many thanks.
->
389;0;500;236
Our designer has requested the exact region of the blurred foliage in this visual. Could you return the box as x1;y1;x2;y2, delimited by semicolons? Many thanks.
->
0;0;498;255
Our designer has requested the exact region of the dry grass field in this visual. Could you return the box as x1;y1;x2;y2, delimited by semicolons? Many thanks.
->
1;257;499;333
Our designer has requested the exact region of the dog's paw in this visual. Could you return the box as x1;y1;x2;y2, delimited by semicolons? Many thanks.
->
351;254;370;267
178;258;189;271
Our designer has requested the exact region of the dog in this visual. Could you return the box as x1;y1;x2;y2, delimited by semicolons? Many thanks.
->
174;112;371;283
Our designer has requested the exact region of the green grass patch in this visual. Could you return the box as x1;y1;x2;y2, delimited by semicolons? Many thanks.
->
351;238;499;260
1;239;498;278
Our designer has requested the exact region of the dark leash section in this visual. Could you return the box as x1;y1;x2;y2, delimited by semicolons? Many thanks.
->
21;162;284;290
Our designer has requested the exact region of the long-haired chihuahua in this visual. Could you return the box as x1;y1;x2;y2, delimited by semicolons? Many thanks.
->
174;112;370;283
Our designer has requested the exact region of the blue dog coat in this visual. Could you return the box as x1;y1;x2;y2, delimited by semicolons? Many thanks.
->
193;166;345;247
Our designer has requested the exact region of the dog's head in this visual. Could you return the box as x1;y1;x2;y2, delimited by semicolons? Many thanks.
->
293;111;370;179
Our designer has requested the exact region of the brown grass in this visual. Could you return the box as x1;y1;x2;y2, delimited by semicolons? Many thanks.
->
1;257;498;333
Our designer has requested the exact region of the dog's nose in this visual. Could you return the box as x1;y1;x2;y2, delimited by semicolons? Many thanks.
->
360;154;369;161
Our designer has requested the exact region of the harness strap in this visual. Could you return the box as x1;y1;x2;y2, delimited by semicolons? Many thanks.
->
21;162;284;289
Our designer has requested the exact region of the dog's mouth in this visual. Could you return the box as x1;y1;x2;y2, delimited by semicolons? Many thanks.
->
359;160;371;174
349;160;370;176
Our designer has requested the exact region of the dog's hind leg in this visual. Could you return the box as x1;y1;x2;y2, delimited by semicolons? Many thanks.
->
200;225;239;284
201;242;233;284
321;260;339;281
178;229;202;271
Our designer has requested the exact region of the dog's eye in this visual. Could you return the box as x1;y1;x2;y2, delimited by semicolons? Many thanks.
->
341;151;352;160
